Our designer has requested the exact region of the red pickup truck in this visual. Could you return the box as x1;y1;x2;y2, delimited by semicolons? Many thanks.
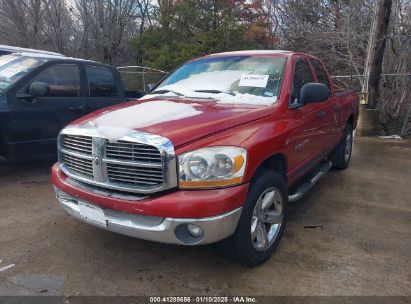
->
51;50;359;266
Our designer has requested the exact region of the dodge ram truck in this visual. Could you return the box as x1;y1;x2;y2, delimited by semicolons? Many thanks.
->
51;50;359;266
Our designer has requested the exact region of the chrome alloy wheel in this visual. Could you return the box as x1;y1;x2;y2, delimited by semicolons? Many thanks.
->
344;131;353;162
251;187;283;251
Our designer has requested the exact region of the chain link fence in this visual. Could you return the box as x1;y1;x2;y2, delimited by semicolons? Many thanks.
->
118;66;168;94
332;74;411;138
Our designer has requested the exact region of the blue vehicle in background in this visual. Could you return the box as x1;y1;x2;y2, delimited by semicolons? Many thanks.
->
0;52;136;160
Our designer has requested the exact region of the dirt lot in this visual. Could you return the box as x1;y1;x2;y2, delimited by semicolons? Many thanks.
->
0;137;410;296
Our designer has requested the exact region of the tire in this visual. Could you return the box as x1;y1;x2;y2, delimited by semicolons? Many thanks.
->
329;123;353;170
217;170;288;266
0;136;8;159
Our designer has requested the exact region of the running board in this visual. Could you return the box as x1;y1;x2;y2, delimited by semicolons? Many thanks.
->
288;161;332;202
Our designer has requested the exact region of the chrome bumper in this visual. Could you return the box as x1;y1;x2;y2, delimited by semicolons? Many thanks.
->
54;189;242;245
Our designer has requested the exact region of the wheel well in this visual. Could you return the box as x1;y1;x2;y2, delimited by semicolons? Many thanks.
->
258;154;287;183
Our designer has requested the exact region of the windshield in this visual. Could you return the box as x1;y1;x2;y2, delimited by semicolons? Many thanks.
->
0;55;46;91
148;55;286;106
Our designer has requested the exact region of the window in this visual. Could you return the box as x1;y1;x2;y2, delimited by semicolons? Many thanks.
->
290;59;314;105
29;64;80;97
1;55;47;92
310;59;330;90
86;66;118;97
0;50;11;56
154;56;287;103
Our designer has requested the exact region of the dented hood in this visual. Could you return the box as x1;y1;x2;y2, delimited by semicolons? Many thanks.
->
70;97;274;147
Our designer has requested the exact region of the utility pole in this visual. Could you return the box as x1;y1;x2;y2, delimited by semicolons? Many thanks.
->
364;0;393;109
358;0;393;136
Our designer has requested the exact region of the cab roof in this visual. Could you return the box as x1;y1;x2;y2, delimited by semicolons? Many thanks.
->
0;44;63;56
7;52;107;67
205;50;321;62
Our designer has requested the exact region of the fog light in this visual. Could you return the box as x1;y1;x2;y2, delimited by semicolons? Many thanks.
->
54;188;71;199
187;224;203;237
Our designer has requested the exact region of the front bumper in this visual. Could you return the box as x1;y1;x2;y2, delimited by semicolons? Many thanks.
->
55;188;242;245
51;163;248;218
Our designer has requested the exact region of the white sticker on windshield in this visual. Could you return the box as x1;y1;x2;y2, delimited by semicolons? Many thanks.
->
238;74;269;88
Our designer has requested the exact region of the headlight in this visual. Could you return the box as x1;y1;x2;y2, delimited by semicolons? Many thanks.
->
178;146;247;189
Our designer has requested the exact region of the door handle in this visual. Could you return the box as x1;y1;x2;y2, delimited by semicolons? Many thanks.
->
316;111;326;118
17;93;37;104
333;104;341;111
68;106;84;112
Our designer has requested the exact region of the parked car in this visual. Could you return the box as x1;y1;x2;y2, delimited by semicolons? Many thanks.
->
0;44;63;57
0;52;133;159
51;50;359;266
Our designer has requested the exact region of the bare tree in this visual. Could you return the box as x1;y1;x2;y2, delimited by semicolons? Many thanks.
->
0;0;75;53
74;0;154;64
42;0;76;54
0;0;154;64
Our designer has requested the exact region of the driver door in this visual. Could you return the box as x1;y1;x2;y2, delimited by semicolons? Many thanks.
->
287;58;324;178
8;63;86;157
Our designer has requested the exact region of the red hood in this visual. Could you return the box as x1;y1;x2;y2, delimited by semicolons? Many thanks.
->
71;97;275;147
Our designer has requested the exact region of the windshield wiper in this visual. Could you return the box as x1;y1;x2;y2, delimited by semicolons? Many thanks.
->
150;89;185;97
194;89;235;96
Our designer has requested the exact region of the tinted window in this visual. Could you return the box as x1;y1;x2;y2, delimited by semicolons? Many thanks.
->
310;59;330;89
86;66;118;97
30;64;80;97
291;59;314;105
0;50;11;56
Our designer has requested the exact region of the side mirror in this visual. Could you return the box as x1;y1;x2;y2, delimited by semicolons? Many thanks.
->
299;83;330;104
29;82;50;97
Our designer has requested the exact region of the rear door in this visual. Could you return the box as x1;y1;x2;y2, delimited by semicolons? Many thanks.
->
8;63;86;156
84;65;125;113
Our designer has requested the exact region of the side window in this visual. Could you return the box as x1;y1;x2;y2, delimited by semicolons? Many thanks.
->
29;64;80;97
290;59;314;106
310;59;330;90
86;66;118;97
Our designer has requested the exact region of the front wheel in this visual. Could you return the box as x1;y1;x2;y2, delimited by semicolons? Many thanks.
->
217;170;288;266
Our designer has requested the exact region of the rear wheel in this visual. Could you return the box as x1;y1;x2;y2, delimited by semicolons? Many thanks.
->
217;170;288;266
329;123;353;169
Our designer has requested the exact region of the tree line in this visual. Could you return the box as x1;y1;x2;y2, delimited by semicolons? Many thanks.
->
0;0;410;136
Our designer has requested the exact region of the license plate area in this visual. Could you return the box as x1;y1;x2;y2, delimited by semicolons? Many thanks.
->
78;201;107;227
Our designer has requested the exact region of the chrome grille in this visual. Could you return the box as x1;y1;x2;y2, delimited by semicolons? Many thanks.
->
106;140;162;164
107;163;163;186
61;135;92;155
58;130;177;194
60;152;93;178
